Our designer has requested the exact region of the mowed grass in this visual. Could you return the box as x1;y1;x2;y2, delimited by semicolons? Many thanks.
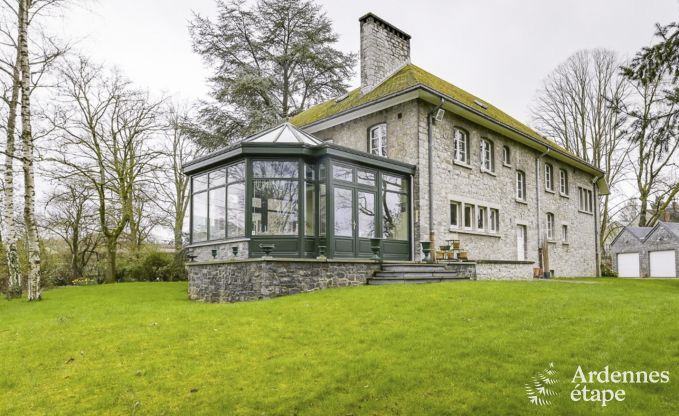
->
1;279;679;415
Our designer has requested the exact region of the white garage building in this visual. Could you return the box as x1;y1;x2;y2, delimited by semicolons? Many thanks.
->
610;222;679;278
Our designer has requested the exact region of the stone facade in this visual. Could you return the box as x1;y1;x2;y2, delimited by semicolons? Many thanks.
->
360;13;410;93
188;259;380;302
475;260;535;280
311;101;599;277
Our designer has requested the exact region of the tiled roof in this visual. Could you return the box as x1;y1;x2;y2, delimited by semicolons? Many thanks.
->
291;63;575;157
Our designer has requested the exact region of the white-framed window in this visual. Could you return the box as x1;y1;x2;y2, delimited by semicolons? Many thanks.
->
478;206;487;230
369;124;387;157
545;163;554;192
463;203;474;229
490;209;499;233
450;201;460;227
546;212;555;240
516;170;526;200
578;187;594;213
453;128;469;164
480;139;494;172
562;224;568;243
502;145;511;165
559;169;569;195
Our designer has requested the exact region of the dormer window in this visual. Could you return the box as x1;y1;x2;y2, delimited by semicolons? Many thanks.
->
369;124;387;157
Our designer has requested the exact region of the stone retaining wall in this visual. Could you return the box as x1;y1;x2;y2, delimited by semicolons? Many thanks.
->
474;260;534;280
188;259;380;303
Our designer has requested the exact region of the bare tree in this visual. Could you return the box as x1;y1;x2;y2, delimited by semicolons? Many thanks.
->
153;105;201;251
43;178;101;280
49;56;163;282
531;49;630;255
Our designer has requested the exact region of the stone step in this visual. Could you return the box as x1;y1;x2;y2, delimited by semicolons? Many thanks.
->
367;277;470;285
374;271;467;278
380;264;448;273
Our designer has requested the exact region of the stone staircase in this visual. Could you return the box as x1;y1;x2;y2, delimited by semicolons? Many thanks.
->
367;263;473;285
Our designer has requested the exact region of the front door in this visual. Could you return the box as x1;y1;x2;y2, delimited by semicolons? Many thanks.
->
333;186;376;257
517;225;527;261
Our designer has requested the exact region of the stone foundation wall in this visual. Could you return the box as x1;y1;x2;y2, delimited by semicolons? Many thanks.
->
475;261;534;280
188;259;380;303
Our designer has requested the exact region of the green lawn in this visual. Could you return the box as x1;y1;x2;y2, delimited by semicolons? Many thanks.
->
1;279;678;415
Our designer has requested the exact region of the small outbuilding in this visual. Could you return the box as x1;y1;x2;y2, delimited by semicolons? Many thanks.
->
610;222;679;278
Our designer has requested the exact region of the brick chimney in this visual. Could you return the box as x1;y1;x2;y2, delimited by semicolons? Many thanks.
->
359;13;411;94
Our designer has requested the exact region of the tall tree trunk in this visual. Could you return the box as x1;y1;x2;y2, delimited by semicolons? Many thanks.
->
3;50;22;299
105;237;117;283
19;0;41;301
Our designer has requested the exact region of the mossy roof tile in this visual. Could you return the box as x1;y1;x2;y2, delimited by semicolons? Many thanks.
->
290;63;573;157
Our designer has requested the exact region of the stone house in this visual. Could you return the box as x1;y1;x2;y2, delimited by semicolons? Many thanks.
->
610;222;679;277
183;12;608;302
290;13;607;278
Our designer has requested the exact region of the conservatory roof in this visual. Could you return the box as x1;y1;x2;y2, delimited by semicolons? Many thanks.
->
242;122;323;146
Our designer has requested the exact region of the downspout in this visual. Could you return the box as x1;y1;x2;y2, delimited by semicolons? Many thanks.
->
427;98;445;258
592;176;601;277
536;147;550;270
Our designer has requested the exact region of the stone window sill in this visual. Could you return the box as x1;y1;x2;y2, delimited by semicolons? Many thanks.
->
449;227;502;238
578;210;594;216
453;159;472;170
502;162;512;168
562;241;570;245
480;168;497;177
560;192;570;198
545;189;556;194
515;198;528;205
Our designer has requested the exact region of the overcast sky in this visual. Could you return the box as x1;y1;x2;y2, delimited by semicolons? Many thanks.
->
47;0;677;126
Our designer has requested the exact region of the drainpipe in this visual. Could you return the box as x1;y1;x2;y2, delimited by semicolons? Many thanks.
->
536;147;550;269
427;98;445;257
592;176;601;277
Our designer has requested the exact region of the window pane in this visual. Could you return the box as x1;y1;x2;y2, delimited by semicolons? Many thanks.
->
305;163;315;181
464;205;473;228
369;124;387;157
451;203;459;226
191;192;208;242
252;160;298;178
319;184;327;236
209;187;226;240
193;174;208;192
358;191;376;238
209;169;226;187
305;182;316;236
357;169;376;186
478;207;486;230
383;191;408;240
228;162;245;183
252;180;299;235
227;182;245;237
333;165;353;182
334;187;353;237
383;174;406;192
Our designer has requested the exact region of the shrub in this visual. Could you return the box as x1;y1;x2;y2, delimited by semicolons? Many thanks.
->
117;248;187;282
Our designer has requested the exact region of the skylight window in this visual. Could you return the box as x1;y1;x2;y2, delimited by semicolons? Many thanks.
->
474;99;488;109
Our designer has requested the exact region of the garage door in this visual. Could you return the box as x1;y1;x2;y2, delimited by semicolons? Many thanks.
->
650;250;676;277
617;253;640;278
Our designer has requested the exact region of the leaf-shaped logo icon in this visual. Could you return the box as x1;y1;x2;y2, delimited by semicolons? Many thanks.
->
525;362;559;406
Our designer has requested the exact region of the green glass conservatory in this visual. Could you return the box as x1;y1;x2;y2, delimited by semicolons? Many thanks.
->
183;123;416;260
